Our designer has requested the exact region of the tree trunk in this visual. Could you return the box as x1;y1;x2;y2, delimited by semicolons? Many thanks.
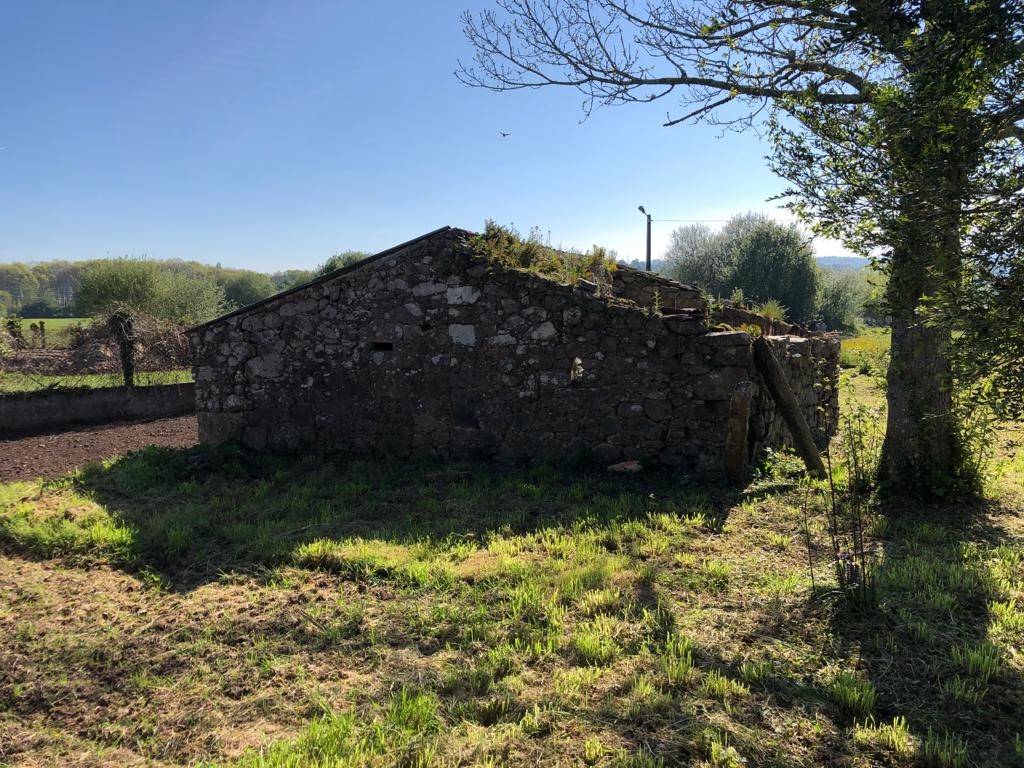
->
877;116;971;494
879;229;963;492
880;314;959;489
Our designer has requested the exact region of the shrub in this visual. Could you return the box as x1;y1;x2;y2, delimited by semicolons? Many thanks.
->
729;222;819;324
17;295;71;318
816;269;866;331
220;271;278;308
664;213;820;324
316;251;372;277
665;223;729;292
75;258;226;325
754;299;787;322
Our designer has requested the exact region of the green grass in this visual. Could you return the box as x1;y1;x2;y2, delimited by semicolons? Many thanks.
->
8;317;89;348
235;687;442;768
840;327;890;374
825;670;878;717
0;373;1021;767
0;369;192;393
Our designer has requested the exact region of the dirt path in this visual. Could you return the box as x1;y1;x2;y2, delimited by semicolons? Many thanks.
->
0;416;198;483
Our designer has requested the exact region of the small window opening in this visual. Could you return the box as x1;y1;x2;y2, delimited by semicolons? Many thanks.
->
372;341;394;352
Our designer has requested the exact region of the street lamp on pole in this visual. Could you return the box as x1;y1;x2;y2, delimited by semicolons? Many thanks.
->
638;206;652;271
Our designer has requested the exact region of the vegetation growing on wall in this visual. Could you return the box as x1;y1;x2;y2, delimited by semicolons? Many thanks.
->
472;220;618;289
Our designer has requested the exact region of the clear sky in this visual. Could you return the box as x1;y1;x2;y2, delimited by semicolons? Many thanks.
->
0;1;850;271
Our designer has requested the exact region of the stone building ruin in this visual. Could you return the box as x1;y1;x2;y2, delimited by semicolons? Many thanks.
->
189;226;839;476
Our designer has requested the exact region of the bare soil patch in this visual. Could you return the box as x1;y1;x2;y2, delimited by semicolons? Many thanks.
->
0;416;198;482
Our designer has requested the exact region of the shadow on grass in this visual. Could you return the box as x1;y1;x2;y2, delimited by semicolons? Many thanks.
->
27;442;1021;765
829;497;1024;767
49;442;734;590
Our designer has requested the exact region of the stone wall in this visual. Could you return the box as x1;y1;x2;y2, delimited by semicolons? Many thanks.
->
611;267;706;313
755;335;840;453
189;228;839;475
0;383;195;436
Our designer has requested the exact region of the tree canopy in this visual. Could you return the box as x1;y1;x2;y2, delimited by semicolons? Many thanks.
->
74;259;227;326
0;257;322;319
461;0;1024;492
317;251;372;277
221;271;279;309
666;214;823;326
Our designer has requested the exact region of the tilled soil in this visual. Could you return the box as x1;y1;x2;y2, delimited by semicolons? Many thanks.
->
0;416;198;482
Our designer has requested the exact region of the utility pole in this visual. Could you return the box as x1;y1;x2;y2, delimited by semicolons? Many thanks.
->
638;205;652;271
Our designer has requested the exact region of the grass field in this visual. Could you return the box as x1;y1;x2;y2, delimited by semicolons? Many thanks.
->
0;371;1021;767
839;327;890;375
6;317;89;348
0;369;192;394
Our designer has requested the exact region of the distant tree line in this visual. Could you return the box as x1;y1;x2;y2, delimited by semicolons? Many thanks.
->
663;213;884;332
0;250;372;325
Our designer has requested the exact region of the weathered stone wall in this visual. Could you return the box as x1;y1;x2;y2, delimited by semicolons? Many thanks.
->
0;383;195;436
611;267;706;313
754;335;841;453
713;304;807;337
189;228;839;475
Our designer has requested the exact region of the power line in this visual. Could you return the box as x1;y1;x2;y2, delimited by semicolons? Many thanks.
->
652;218;732;223
652;217;795;223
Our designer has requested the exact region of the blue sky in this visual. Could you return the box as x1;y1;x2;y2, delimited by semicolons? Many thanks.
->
0;1;849;271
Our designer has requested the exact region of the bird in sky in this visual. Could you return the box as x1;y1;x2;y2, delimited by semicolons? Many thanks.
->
499;132;510;138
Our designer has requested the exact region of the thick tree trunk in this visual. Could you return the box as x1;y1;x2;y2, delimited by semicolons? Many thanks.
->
879;216;964;492
877;119;970;494
879;315;959;489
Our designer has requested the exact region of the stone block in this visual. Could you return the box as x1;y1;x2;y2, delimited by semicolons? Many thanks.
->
644;397;673;422
617;402;645;418
446;285;482;305
449;324;477;346
703;331;751;346
530;321;557;341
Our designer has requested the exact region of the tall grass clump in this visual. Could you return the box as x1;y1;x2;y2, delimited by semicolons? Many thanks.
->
825;670;877;717
236;688;440;767
754;299;787;322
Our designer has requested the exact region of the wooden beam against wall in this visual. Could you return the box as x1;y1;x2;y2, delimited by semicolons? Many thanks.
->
751;336;828;479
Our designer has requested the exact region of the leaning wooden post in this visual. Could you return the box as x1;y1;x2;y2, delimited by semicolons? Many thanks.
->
752;336;828;478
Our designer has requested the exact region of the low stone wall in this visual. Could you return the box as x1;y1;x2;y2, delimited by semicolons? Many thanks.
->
713;304;807;336
0;383;195;436
754;335;841;452
190;228;840;476
612;267;706;313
